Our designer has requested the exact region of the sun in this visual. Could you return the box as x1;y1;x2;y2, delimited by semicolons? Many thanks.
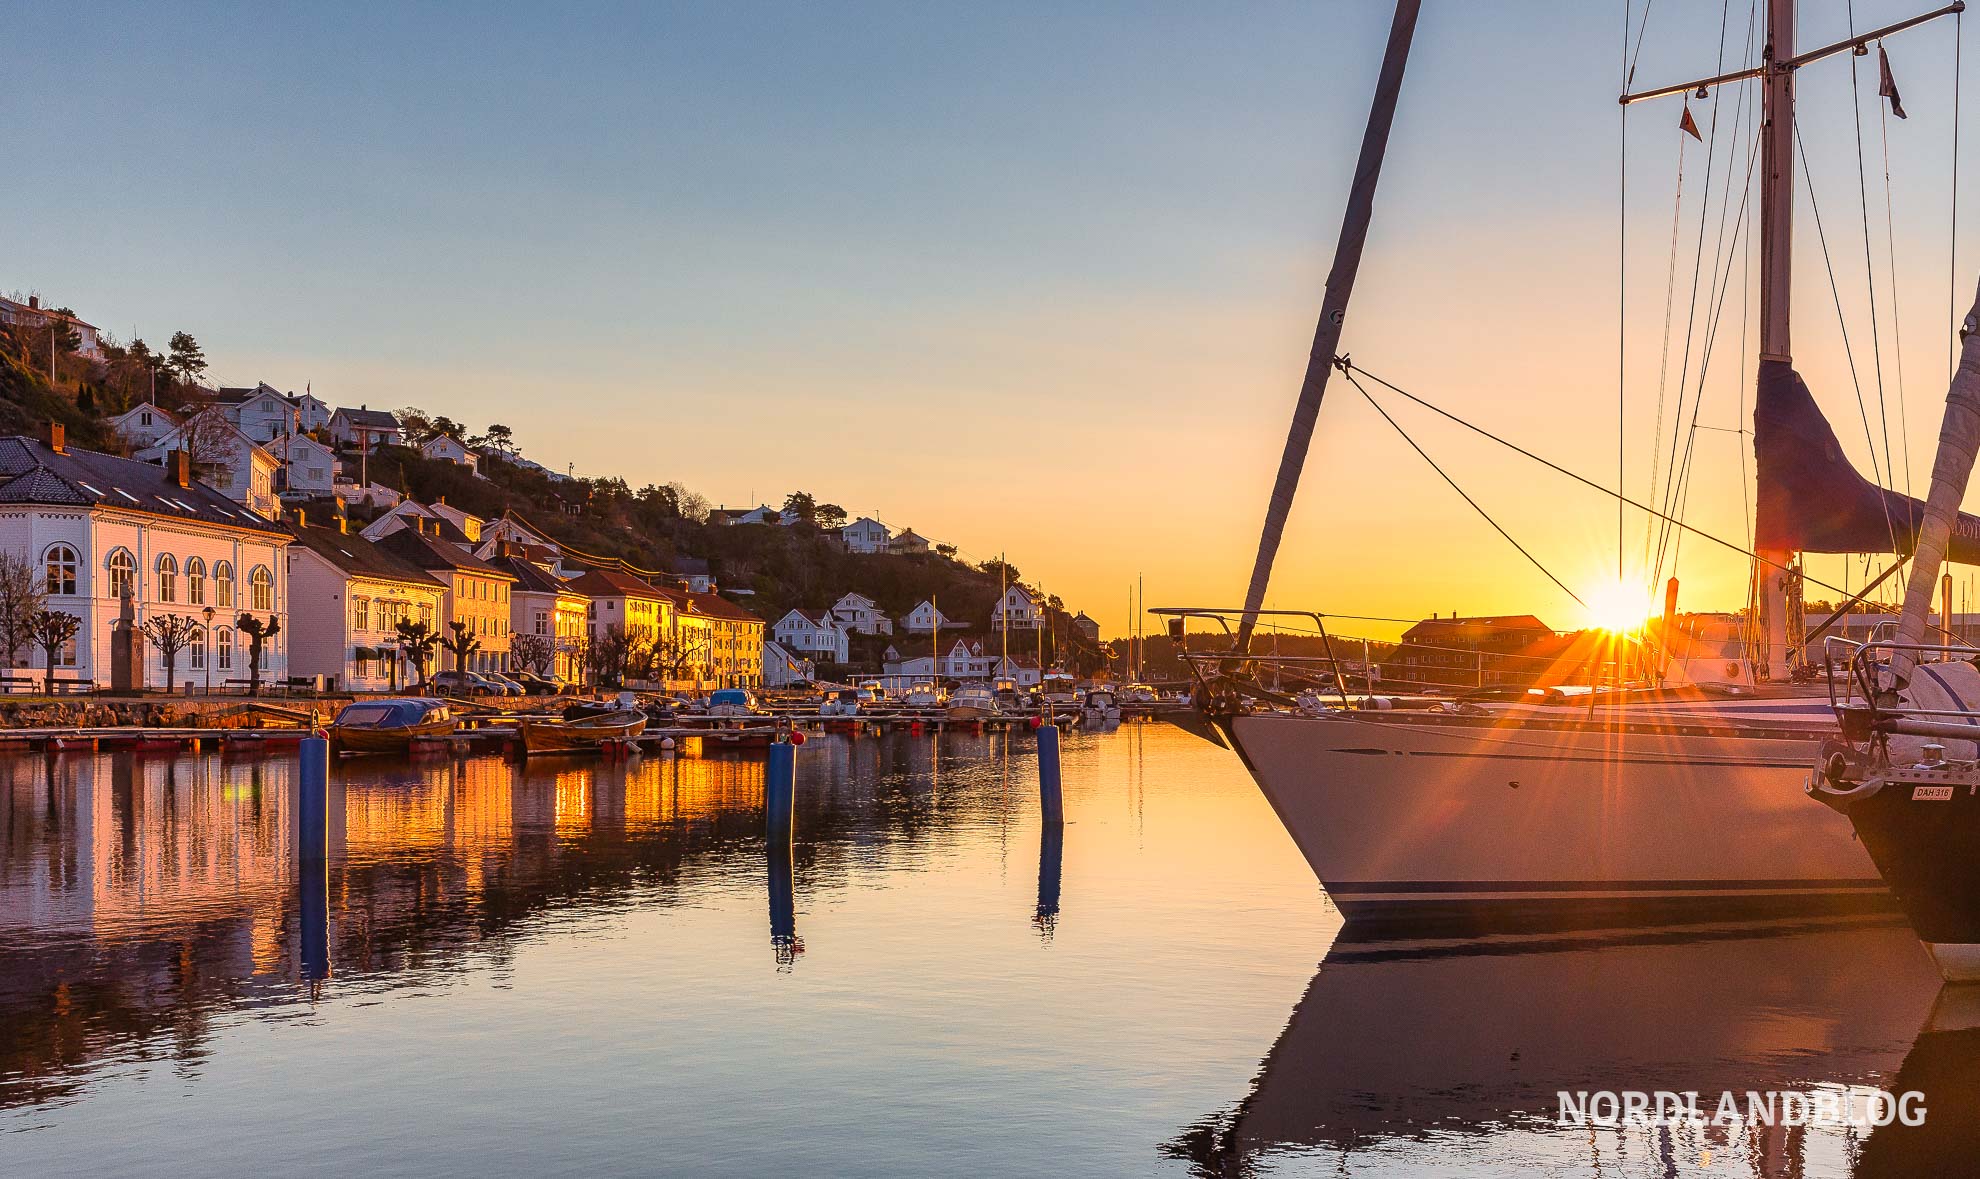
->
1584;579;1654;634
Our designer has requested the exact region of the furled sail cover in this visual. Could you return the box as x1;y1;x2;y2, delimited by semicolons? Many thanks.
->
1754;358;1980;562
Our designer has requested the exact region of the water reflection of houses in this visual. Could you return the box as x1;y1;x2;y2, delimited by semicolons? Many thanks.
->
0;734;1033;1106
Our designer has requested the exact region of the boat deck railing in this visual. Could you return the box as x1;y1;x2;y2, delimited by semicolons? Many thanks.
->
1822;635;1980;734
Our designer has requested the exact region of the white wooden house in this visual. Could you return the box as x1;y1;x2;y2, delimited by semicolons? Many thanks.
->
992;584;1043;629
275;433;337;497
420;433;480;473
329;406;403;450
107;402;181;450
214;384;301;443
901;599;955;634
135;416;280;519
839;516;890;554
828;591;892;635
772;609;849;663
0;425;290;690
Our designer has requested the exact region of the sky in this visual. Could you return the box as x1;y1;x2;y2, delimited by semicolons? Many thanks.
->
7;1;1979;641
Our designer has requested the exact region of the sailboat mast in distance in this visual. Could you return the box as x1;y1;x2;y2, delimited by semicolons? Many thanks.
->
1234;0;1420;654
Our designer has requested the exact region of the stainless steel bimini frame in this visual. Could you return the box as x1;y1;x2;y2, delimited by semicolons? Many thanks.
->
1823;634;1980;743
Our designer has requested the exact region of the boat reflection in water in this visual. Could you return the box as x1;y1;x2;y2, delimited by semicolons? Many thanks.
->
1171;920;1950;1177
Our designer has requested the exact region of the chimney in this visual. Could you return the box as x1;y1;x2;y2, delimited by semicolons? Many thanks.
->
437;495;446;506
43;421;64;454
26;295;38;310
173;450;190;488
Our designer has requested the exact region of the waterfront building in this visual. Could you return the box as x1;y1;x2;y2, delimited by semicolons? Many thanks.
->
569;567;676;648
901;598;955;634
107;401;181;450
838;516;890;554
0;425;289;689
328;406;403;451
487;548;588;683
828;591;892;635
377;521;516;675
991;584;1043;630
886;636;996;681
672;589;764;688
285;512;446;691
134;415;280;518
771;609;849;664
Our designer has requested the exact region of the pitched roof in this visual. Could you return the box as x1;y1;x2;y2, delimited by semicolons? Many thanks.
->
681;589;761;623
0;436;288;535
376;527;514;579
783;607;835;627
486;554;580;596
334;407;400;428
1401;614;1553;642
286;521;447;587
567;567;671;600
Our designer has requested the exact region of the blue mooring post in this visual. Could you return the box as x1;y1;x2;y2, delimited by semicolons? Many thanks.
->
1037;722;1064;825
297;736;331;981
298;736;329;862
767;738;796;845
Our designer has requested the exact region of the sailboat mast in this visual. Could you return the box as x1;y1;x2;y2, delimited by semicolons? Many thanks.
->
1759;0;1795;362
1752;0;1798;680
1234;0;1420;653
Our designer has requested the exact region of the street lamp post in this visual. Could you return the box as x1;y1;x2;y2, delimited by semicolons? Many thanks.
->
203;606;215;695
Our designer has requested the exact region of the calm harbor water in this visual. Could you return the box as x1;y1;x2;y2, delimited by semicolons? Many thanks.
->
0;724;1969;1176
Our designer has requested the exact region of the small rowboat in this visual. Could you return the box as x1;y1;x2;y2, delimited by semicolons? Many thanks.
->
520;709;647;754
330;698;458;755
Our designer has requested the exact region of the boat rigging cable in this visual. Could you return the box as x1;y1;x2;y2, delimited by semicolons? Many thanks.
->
1645;0;1738;586
1336;358;1859;598
1792;115;1905;559
1850;0;1903;512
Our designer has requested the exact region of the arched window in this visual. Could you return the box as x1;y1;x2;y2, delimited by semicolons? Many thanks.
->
249;565;273;611
107;548;136;600
216;627;235;671
157;554;177;603
189;627;207;671
214;561;236;607
43;544;78;596
185;557;206;605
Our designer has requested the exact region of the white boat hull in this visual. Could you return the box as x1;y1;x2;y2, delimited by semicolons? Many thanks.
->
1227;709;1888;931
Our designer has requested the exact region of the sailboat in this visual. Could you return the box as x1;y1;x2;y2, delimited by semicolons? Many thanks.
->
1167;0;1975;932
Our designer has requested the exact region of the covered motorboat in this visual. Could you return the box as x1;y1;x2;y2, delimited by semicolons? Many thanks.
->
329;698;457;755
945;683;999;722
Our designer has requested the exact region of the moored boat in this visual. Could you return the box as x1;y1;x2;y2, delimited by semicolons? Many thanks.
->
1079;686;1120;726
945;683;998;722
902;681;945;709
520;708;646;754
329;697;458;755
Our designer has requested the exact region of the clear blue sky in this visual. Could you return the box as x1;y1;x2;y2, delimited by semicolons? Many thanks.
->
7;2;1974;635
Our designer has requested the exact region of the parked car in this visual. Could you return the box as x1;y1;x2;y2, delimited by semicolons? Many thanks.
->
484;671;529;696
512;670;565;696
435;670;511;696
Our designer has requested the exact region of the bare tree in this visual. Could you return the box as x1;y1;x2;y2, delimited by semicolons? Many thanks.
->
178;409;240;474
510;633;556;675
141;614;203;690
0;550;46;668
650;631;710;682
442;619;481;673
31;610;80;693
585;624;648;688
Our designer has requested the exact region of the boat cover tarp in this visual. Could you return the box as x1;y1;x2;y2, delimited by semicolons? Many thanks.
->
1754;358;1980;563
